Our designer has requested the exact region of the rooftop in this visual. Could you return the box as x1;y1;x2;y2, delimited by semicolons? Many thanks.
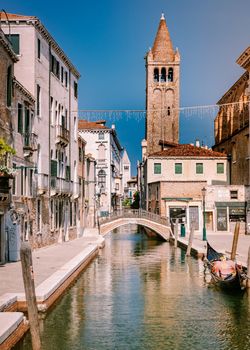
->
78;120;108;130
151;14;175;62
149;144;227;158
0;11;80;78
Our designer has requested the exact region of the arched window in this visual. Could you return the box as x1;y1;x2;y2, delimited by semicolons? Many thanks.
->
98;170;106;190
168;68;173;82
167;107;171;116
161;68;166;82
154;68;159;82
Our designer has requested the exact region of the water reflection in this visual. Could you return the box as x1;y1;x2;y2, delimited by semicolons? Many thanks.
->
15;226;250;350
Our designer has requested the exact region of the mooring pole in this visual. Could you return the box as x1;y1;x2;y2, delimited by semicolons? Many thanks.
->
20;242;41;350
186;223;194;257
247;246;250;289
231;222;240;261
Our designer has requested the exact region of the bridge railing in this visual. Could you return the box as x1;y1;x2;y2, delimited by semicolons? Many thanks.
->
99;209;170;226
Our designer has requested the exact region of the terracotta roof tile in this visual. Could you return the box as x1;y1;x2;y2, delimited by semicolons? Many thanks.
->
152;16;175;62
78;119;108;130
149;144;227;158
0;12;36;21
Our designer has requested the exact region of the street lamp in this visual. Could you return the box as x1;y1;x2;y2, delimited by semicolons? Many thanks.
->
201;187;207;241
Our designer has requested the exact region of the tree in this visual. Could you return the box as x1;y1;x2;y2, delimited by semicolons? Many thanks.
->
131;191;140;209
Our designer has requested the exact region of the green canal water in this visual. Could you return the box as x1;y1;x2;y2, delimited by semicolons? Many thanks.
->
15;227;250;350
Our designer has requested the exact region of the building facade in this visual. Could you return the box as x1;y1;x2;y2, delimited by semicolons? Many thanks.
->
213;72;249;185
1;12;81;246
78;120;123;216
145;14;180;155
0;28;18;264
144;144;246;234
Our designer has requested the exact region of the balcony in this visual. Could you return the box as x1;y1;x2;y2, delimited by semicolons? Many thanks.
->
37;174;49;195
60;178;71;196
23;133;38;155
50;176;60;195
55;125;70;146
71;181;80;198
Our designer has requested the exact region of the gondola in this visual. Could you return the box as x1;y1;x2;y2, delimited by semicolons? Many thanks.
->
205;242;244;291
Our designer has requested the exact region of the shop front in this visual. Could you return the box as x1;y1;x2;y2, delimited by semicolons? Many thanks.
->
215;202;246;233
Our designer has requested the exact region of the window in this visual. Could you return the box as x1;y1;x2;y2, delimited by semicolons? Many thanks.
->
37;38;41;59
12;163;16;195
154;163;161;174
98;170;106;190
37;199;41;232
50;54;60;79
66;166;70;181
154;68;159;82
196;163;203;174
217;163;224;174
175;163;182;174
50;96;53;124
7;65;12;107
74;81;78;98
115;183;119;190
99;132;104;140
74;117;77;140
79;147;82;162
61;66;64;83
98;144;106;160
161;67;166;82
65;71;68;87
124;165;129;171
230;190;238;199
167;107;171;116
8;34;20;54
168;67;173;82
18;103;23;133
36;84;41;116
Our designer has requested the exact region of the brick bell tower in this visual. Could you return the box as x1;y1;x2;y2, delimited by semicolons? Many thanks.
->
145;13;180;155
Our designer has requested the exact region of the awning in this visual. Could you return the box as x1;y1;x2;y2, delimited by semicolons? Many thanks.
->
215;201;246;208
162;197;193;202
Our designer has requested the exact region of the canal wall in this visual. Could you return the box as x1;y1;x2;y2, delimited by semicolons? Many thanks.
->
0;234;105;349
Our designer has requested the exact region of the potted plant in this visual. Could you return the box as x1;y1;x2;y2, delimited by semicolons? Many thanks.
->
0;138;16;178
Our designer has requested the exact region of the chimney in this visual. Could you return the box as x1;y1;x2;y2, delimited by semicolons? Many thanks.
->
195;139;200;147
111;124;115;130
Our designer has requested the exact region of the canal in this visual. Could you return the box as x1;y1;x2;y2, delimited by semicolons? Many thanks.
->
15;226;250;350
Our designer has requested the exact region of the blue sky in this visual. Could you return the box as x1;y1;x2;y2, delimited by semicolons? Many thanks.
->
2;0;250;174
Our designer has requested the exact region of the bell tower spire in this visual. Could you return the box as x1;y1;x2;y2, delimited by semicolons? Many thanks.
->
145;14;180;155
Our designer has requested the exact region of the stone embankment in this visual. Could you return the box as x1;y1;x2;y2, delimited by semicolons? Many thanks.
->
0;230;104;349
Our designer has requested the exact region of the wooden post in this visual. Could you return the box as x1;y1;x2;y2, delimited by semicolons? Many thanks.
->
247;246;250;289
20;242;41;350
231;222;240;261
174;219;179;248
186;224;194;257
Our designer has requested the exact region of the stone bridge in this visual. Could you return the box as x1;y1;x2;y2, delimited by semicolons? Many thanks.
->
99;209;172;241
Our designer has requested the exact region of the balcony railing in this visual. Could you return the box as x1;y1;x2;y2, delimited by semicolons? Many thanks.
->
56;125;70;145
60;178;71;195
23;133;38;151
99;209;170;226
50;176;60;194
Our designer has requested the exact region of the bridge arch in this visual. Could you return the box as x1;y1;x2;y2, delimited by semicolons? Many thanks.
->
99;210;172;241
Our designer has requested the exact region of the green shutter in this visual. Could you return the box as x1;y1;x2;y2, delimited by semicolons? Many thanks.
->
154;163;161;174
9;34;20;55
7;65;12;107
196;163;203;174
217;163;224;174
18;104;23;134
50;160;58;177
66;166;70;181
175;163;182;174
